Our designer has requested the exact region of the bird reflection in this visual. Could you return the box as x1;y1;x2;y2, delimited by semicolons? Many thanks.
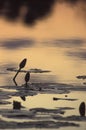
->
12;59;33;103
79;102;85;117
13;101;21;110
25;71;30;87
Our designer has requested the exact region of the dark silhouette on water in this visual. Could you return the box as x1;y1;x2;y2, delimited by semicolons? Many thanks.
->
20;96;26;101
13;58;27;83
79;102;85;117
25;71;30;87
53;97;58;101
7;67;51;73
76;75;86;80
13;101;21;110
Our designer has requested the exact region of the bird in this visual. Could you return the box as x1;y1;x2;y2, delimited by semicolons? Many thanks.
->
13;58;27;81
25;71;30;87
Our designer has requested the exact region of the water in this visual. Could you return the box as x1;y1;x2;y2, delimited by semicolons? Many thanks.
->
0;39;86;86
0;38;86;130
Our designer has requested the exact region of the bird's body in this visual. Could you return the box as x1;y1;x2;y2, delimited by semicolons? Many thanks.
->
19;58;27;69
13;58;27;82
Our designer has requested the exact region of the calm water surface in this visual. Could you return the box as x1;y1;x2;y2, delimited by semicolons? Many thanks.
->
0;39;86;130
0;39;86;86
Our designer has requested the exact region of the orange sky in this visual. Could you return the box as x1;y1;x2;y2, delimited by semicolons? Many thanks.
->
0;3;86;40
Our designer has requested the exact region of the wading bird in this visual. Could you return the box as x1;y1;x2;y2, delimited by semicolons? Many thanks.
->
13;58;27;81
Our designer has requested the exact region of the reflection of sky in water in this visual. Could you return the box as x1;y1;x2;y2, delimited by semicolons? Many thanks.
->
4;91;86;130
0;38;86;86
9;91;86;115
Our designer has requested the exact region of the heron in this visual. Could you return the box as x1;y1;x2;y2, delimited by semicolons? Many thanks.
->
13;58;27;81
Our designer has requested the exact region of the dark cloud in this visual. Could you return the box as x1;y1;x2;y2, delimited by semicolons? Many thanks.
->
0;0;56;25
0;39;35;49
61;0;85;5
67;50;86;60
45;38;85;48
62;0;79;4
0;0;86;26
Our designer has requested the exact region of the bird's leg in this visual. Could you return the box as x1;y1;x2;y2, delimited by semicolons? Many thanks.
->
13;79;18;86
13;68;21;81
